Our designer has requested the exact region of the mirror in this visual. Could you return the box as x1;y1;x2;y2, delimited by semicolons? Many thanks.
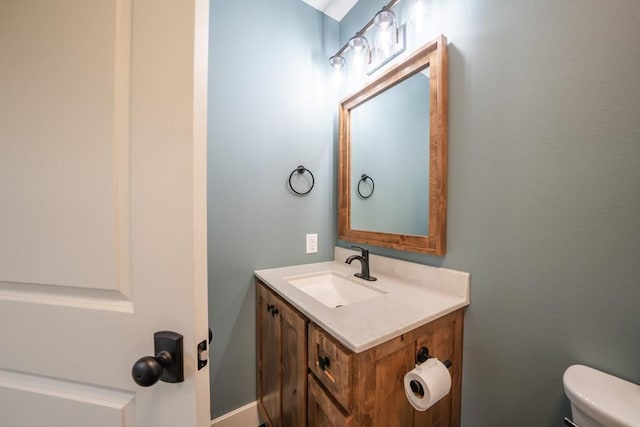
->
338;35;448;255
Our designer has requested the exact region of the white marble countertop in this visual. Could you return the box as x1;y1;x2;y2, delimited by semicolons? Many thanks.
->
255;247;470;353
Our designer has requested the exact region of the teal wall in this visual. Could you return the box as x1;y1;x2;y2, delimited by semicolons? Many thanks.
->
207;0;338;417
339;0;640;425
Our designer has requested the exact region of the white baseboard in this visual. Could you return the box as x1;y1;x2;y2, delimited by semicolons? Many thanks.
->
211;401;261;427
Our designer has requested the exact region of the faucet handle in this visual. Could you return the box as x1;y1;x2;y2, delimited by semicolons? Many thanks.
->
350;245;368;257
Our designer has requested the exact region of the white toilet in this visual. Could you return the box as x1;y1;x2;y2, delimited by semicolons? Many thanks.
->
563;364;640;427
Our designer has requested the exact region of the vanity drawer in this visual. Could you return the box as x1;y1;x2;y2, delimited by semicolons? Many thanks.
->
308;323;353;411
308;374;353;427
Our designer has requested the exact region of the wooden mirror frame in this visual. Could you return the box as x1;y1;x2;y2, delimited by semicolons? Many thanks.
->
338;35;448;255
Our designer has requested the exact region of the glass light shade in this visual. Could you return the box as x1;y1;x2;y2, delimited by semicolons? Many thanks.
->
348;35;369;54
374;9;397;54
329;55;346;69
374;9;396;31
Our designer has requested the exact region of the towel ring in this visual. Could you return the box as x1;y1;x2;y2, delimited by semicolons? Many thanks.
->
288;165;315;195
357;174;375;199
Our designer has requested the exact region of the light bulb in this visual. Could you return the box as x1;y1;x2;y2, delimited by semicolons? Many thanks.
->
347;39;368;87
377;30;393;54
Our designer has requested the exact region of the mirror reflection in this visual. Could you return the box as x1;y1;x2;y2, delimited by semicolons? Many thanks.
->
350;67;430;236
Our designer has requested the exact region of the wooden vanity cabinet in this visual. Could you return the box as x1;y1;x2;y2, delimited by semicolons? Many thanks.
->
256;281;307;427
257;279;464;427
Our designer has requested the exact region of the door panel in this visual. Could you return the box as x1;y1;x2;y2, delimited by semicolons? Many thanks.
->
0;0;210;425
0;0;132;292
0;369;134;427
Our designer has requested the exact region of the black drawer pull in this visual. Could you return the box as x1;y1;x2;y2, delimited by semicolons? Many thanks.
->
318;356;330;371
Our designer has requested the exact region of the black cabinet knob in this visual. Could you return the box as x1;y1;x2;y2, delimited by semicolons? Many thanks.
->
267;304;279;317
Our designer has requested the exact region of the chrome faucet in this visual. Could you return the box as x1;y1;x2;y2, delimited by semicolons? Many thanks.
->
345;246;377;281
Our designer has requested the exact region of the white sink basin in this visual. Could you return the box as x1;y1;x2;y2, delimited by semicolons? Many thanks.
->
286;272;387;308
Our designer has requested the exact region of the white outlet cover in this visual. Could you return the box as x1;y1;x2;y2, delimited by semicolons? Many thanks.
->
306;234;318;254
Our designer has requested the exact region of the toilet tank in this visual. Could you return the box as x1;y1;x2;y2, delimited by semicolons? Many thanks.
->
563;364;640;427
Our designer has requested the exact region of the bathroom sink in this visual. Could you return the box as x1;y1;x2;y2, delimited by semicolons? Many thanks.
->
286;272;387;308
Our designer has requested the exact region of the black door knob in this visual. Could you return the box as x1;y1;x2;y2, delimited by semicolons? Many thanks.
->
131;331;184;387
132;351;173;386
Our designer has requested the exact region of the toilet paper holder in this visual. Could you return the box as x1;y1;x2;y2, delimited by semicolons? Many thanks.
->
416;346;452;368
410;347;452;398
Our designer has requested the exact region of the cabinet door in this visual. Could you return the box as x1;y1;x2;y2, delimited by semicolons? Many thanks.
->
257;284;282;426
413;318;459;427
280;299;307;426
257;282;307;427
352;340;415;426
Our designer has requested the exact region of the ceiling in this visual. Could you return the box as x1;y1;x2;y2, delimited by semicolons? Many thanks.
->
300;0;358;21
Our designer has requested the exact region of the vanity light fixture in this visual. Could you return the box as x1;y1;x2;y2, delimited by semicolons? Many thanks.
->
328;0;401;72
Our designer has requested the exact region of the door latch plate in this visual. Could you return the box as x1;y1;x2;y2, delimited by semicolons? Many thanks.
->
197;340;208;370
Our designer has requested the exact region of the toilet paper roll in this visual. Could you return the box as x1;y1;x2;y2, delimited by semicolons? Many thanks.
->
403;358;452;411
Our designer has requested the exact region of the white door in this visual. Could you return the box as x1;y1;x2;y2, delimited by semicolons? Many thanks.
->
0;0;210;426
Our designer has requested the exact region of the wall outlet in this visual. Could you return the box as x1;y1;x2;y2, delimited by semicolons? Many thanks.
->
306;233;318;254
